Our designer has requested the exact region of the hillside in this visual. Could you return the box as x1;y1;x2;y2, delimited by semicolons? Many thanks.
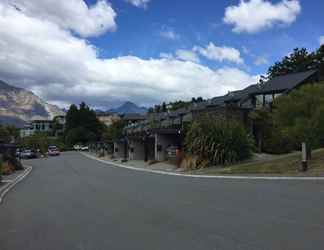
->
0;80;64;127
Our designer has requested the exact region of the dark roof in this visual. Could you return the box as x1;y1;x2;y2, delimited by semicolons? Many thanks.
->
173;107;189;116
209;70;318;105
190;101;210;111
209;84;258;106
254;70;317;94
225;84;259;103
210;95;232;106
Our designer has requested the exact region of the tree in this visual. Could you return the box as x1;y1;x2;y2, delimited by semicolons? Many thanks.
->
267;45;324;79
148;107;154;113
64;102;103;146
249;109;293;154
272;83;324;158
103;120;127;142
196;97;204;103
154;105;161;113
0;125;19;143
161;102;167;112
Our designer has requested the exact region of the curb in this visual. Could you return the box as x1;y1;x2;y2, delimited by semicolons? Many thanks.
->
0;166;33;204
81;153;324;181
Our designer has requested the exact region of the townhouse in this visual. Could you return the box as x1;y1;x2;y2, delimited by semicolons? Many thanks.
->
115;70;324;162
20;115;66;138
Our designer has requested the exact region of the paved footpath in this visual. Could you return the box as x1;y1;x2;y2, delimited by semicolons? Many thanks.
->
1;151;324;250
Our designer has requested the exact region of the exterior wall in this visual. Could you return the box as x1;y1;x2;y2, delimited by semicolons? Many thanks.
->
98;114;121;127
113;142;126;159
192;106;253;134
32;121;52;132
154;133;181;161
128;139;145;160
20;127;33;138
20;121;53;138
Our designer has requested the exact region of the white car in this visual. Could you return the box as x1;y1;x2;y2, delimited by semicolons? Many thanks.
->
73;145;81;151
81;146;89;151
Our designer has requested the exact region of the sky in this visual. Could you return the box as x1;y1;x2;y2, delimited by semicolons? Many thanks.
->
0;0;323;109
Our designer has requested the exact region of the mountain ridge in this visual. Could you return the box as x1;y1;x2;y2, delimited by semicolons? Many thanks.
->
108;101;147;114
0;80;64;127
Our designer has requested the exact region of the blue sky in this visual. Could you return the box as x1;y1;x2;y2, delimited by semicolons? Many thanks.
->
87;0;324;75
0;0;323;108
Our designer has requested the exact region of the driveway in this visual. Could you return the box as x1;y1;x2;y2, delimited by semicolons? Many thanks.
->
1;151;324;250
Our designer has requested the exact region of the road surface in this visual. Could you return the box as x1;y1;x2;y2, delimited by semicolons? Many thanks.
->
1;152;324;250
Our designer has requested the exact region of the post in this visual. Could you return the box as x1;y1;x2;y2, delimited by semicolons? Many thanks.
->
154;133;158;162
301;142;308;172
144;136;148;162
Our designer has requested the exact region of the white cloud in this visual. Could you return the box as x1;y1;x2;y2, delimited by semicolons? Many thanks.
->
126;0;150;8
175;50;200;63
224;0;301;33
8;0;117;37
194;42;244;64
0;2;258;108
254;55;269;66
159;53;174;60
160;30;180;40
320;36;324;45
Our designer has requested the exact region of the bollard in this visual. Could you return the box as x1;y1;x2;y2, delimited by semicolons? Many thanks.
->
301;142;308;172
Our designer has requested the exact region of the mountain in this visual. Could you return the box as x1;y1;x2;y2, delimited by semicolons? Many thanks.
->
108;101;147;115
0;80;64;127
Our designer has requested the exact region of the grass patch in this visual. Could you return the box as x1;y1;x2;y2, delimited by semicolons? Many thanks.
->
193;148;324;176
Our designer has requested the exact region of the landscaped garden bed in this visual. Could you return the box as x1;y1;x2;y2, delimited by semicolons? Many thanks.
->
190;148;324;176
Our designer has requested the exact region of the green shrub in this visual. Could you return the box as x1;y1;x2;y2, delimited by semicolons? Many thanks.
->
263;129;294;154
185;118;254;166
2;153;23;171
272;83;324;153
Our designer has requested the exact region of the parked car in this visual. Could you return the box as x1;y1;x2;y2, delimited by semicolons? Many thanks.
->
166;146;178;158
73;145;81;151
80;146;89;151
48;146;60;156
16;148;21;158
20;149;37;159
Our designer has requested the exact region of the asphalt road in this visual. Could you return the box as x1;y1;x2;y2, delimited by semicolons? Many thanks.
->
1;152;324;250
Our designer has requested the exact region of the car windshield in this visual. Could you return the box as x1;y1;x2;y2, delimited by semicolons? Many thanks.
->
48;146;57;150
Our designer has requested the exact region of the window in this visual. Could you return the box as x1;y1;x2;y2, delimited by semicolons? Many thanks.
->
274;93;282;99
255;95;263;108
264;94;273;107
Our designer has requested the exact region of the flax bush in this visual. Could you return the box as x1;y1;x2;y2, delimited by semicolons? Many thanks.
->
185;118;254;166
